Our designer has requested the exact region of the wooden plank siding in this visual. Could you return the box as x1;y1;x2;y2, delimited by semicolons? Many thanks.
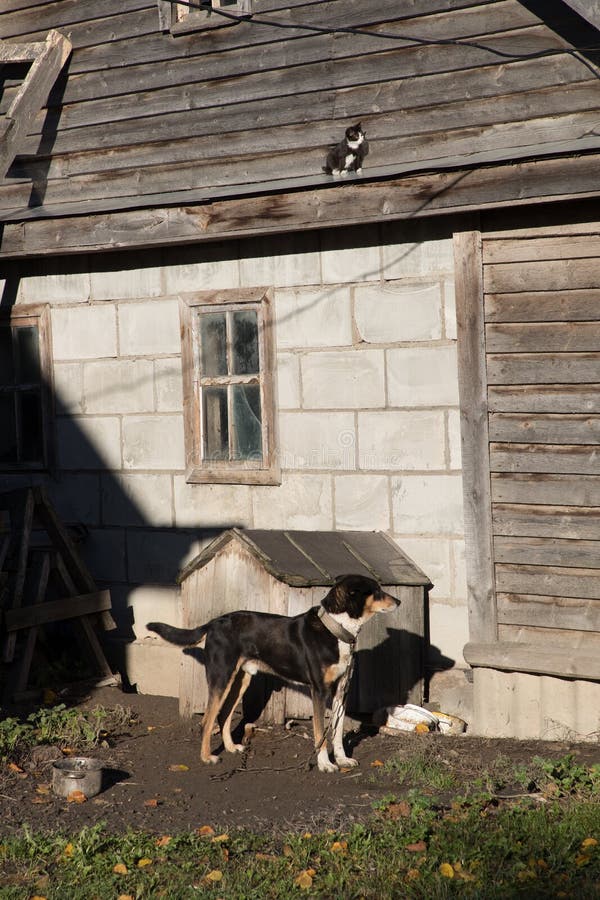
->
1;0;600;253
480;217;600;652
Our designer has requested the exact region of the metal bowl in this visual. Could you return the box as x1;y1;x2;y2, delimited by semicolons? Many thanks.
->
52;756;103;798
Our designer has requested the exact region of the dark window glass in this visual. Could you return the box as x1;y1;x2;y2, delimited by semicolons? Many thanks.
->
232;384;262;460
232;310;259;375
19;391;43;463
203;386;228;460
0;328;14;386
0;394;17;462
17;326;41;383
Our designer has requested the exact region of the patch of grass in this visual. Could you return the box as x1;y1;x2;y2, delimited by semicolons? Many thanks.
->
0;798;599;898
0;704;134;762
376;745;460;795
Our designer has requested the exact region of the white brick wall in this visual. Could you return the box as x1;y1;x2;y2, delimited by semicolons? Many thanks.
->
21;220;466;678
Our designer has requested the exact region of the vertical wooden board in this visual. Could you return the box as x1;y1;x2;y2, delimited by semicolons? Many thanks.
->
455;226;497;643
283;586;318;720
262;576;288;724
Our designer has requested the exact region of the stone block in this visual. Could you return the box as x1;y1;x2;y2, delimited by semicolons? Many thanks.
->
127;528;198;584
155;358;184;412
102;473;173;527
251;472;333;529
53;363;84;414
320;227;381;284
45;473;101;526
118;299;181;356
79;527;127;583
276;353;301;409
387;345;459;407
381;219;454;278
240;232;321;287
448;409;463;469
174;477;252;528
391;474;465;535
393;536;452;598
443;279;457;340
333;474;390;530
90;258;162;300
354;282;442;343
163;241;239;293
358;410;445;470
52;305;117;360
56;416;122;470
279;411;356;470
124;585;181;639
275;286;352;349
118;639;181;697
122;415;185;470
428;601;469;666
19;261;90;304
83;359;154;414
301;350;385;409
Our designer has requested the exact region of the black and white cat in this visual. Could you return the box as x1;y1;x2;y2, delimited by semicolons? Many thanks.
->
324;123;369;177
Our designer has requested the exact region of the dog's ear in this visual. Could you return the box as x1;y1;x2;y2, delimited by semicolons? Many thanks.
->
322;580;348;614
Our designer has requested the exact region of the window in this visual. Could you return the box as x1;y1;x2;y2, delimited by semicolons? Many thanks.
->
180;288;279;484
158;0;252;34
0;306;53;470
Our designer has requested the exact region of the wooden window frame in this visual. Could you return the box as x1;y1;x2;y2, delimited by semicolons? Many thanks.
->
0;304;54;472
157;0;252;34
180;288;279;485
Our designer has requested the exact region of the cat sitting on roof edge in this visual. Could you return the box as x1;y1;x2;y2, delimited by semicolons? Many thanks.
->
324;122;369;178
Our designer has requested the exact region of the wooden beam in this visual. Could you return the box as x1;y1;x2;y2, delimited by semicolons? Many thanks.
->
0;30;72;179
464;640;600;680
2;152;600;259
454;224;498;644
4;589;112;631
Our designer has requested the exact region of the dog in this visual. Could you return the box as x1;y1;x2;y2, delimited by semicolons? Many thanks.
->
147;574;399;773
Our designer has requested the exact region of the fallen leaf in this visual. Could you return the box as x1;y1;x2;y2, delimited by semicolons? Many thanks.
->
197;825;215;837
212;834;229;843
406;841;427;853
407;868;420;880
31;796;52;805
63;843;74;858
61;747;75;756
386;801;411;819
370;760;384;768
113;863;128;875
330;840;348;854
155;835;171;847
7;762;24;774
203;869;223;883
144;799;160;808
35;784;51;795
255;852;278;862
295;870;315;889
415;723;430;734
282;844;294;857
582;838;598;849
147;726;156;732
137;857;153;868
439;863;455;878
168;764;189;772
117;895;135;900
66;790;87;804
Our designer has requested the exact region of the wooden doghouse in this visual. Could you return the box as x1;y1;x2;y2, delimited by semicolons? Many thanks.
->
177;529;431;723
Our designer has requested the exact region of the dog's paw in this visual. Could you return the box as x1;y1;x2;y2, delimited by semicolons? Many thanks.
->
317;758;339;774
202;754;221;765
230;743;245;754
335;756;359;769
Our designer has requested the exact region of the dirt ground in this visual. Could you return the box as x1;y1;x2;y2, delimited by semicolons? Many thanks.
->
1;684;599;837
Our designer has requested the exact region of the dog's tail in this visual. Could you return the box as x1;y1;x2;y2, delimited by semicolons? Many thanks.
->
146;621;208;647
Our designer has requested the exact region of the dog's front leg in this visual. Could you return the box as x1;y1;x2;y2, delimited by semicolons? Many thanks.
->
331;675;358;769
311;688;337;773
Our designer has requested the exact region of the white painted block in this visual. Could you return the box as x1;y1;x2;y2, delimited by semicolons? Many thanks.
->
275;286;352;349
394;536;452;598
155;358;184;412
381;221;454;278
279;411;356;470
391;474;465;535
387;345;459;407
52;305;117;360
122;415;185;470
125;585;181;639
448;409;463;470
56;416;121;470
428;601;469;666
334;474;390;530
83;359;154;414
354;282;442;343
276;353;301;409
53;363;84;414
119;299;181;356
302;350;385;409
163;243;239;293
358;410;445;470
240;233;321;287
321;228;381;284
251;472;333;529
121;641;181;697
174;476;252;528
102;473;173;527
90;261;162;301
443;279;457;340
20;267;91;304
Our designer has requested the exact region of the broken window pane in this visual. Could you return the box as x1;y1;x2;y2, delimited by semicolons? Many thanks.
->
232;310;259;375
203;385;228;460
200;313;227;376
232;383;262;460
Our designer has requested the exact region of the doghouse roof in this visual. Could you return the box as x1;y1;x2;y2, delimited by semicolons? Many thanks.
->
178;528;431;588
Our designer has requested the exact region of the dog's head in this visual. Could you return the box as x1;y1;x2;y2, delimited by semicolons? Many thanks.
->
322;574;399;620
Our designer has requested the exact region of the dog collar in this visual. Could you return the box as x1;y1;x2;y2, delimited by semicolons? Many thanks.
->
317;607;356;645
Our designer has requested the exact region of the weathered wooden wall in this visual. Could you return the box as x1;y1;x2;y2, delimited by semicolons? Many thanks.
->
1;0;599;235
460;205;600;670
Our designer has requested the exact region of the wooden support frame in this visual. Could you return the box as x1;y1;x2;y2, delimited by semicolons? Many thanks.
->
454;223;498;645
0;30;72;179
